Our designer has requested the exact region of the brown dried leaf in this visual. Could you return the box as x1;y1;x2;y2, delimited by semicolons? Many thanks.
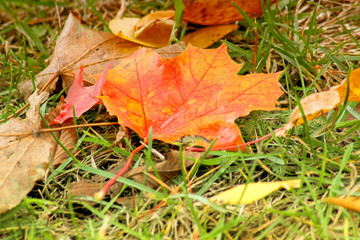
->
70;162;128;199
70;181;102;198
155;43;185;59
19;13;140;98
52;120;78;166
0;92;57;213
70;180;138;208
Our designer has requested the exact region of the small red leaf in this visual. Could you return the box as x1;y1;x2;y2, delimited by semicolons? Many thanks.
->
51;63;112;124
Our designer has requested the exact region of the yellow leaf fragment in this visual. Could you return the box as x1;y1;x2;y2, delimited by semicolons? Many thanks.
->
335;68;360;102
109;10;175;48
183;24;238;48
325;196;360;213
277;68;360;136
210;179;301;205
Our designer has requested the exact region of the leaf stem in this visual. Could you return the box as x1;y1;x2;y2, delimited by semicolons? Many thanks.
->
94;144;146;201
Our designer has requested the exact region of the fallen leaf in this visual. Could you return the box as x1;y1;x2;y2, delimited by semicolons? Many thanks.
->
19;13;140;99
70;179;139;208
51;43;185;124
70;181;102;199
51;63;111;124
134;10;175;38
183;25;238;48
70;163;129;199
0;92;56;213
325;196;360;213
183;0;277;25
155;43;186;59
101;44;283;149
336;68;360;102
277;68;360;136
52;120;78;166
109;11;175;48
109;10;237;49
210;179;301;204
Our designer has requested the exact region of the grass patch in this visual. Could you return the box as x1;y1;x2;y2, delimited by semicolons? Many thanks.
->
1;0;360;239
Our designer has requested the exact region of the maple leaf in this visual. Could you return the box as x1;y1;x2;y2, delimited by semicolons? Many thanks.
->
183;0;278;25
101;44;283;149
51;63;112;125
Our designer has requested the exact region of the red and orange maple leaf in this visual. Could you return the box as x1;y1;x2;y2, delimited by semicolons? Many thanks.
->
51;63;112;125
101;44;283;149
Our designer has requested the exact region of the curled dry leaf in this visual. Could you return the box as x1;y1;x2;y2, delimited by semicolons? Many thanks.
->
210;179;301;205
0;92;57;213
109;10;238;49
325;196;360;213
101;44;283;149
109;10;175;48
277;68;360;136
19;12;140;99
134;10;175;38
183;0;278;25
